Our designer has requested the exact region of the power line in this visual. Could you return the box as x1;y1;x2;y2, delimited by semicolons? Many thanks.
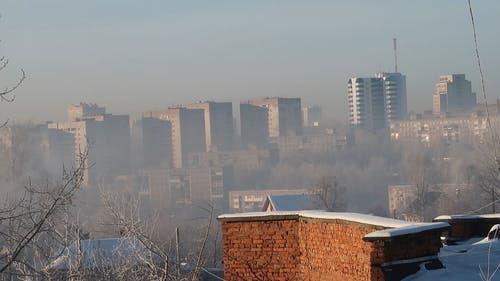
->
467;0;497;147
466;0;500;213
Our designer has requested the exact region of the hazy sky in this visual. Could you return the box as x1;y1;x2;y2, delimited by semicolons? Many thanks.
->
1;0;499;122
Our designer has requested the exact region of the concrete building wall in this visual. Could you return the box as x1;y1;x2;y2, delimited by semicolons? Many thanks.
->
144;168;190;206
302;105;322;127
147;108;206;168
67;103;106;122
46;128;76;176
243;97;302;140
189;166;232;205
240;103;269;148
432;74;476;115
48;111;131;186
228;189;308;212
377;72;407;122
142;117;172;169
388;184;472;220
188;146;277;171
186;101;234;151
348;77;385;131
389;114;500;145
273;133;345;156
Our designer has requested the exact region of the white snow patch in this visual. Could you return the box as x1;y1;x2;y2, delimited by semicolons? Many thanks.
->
434;213;500;221
364;222;450;239
219;211;449;236
404;240;500;281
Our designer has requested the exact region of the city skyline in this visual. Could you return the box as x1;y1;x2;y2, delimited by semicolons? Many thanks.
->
1;1;499;123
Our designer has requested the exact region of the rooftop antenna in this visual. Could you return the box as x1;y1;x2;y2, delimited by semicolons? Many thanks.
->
393;37;398;73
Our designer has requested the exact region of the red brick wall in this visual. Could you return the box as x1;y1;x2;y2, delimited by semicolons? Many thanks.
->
371;231;444;264
221;218;386;281
297;219;385;281
221;219;301;281
220;216;444;281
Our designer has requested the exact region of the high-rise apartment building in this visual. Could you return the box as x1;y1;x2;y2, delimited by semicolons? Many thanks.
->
302;105;322;127
48;103;131;186
45;127;76;176
67;103;106;122
377;72;407;122
240;97;302;146
145;107;205;169
348;73;407;131
142;117;172;169
432;74;476;115
348;77;386;131
185;101;234;151
240;103;269;148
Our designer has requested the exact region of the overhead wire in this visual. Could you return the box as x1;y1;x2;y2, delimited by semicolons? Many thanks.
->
464;0;500;215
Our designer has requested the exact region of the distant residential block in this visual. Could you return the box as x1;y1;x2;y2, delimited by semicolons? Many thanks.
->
348;77;386;131
228;189;308;212
144;166;233;208
302;105;322;127
186;101;234;151
389;113;500;145
188;146;278;171
48;104;131;186
432;74;476;115
144;107;206;169
141;117;172;169
240;97;302;147
348;73;407;132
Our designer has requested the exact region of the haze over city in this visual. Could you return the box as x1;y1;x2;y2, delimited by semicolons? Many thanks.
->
2;1;500;281
1;0;499;122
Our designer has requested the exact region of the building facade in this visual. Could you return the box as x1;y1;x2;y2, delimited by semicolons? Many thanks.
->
432;74;476;115
186;101;234;151
240;103;269;148
247;97;302;138
377;72;407;122
144;107;206;169
142;117;172;169
389;113;500;145
348;77;386;131
48;104;131;186
348;73;407;132
302;105;322;127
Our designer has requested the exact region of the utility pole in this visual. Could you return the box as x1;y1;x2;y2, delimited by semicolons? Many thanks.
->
495;157;500;213
493;187;496;213
393;37;398;73
176;227;180;277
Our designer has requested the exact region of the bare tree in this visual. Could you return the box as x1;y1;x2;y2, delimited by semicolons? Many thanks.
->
97;190;221;281
313;175;347;211
471;138;500;213
0;46;26;127
0;149;87;279
402;149;441;221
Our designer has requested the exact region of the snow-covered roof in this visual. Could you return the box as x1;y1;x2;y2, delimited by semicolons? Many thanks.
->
263;194;324;211
218;211;450;239
434;213;500;221
47;238;159;270
404;239;500;281
364;222;450;240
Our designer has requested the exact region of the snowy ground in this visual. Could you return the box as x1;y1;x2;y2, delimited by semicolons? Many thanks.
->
404;239;500;281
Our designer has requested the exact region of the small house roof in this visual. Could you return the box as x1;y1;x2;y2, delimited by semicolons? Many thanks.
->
47;238;159;270
262;194;324;211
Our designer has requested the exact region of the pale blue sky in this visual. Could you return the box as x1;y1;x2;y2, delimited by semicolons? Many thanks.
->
1;1;499;122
